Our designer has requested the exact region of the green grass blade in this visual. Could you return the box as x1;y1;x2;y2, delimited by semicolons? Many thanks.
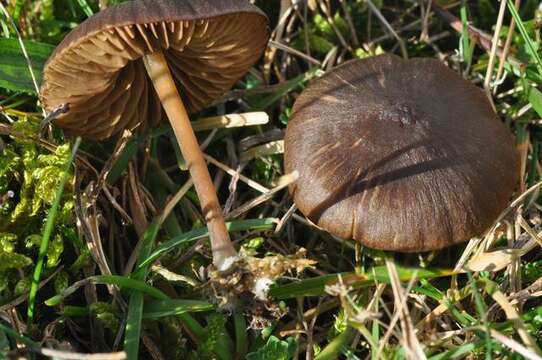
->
124;291;144;359
0;38;54;94
270;266;455;299
0;322;38;348
123;217;275;357
234;312;248;358
124;218;162;359
459;1;472;68
315;327;356;360
75;0;93;17
60;306;90;317
45;275;169;306
507;0;542;76
142;299;213;319
131;218;162;279
428;341;483;360
527;86;542;118
136;218;277;270
27;137;81;326
249;69;319;110
467;274;492;359
95;275;169;300
178;313;205;340
106;137;140;185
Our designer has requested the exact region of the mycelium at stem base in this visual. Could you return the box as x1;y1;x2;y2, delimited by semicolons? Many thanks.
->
143;51;237;270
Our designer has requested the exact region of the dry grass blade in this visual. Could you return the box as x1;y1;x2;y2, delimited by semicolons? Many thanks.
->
268;40;322;66
365;0;408;59
263;0;293;81
129;167;148;237
323;277;383;353
490;329;542;360
517;215;542;247
455;180;542;271
141;331;166;360
415;286;469;330
226;171;298;219
275;203;297;234
488;284;542;354
508;275;542;305
278;299;340;336
483;0;507;99
75;178;114;282
192;112;269;131
465;219;540;272
204;154;270;193
151;264;199;287
495;0;521;87
90;130;133;201
40;349;127;360
384;259;426;360
126;163;149;258
431;1;522;67
318;0;352;53
465;245;531;272
157;178;193;225
240;140;285;162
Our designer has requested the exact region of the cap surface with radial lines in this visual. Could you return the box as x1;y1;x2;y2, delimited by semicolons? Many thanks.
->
40;0;269;140
284;54;519;252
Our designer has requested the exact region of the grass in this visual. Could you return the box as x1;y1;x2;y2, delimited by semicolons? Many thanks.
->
26;136;81;326
0;0;542;359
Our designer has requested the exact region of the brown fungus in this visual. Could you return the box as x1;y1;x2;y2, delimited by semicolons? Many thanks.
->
284;54;519;252
40;0;270;269
40;0;268;139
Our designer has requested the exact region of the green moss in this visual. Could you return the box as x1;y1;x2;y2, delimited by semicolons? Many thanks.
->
0;118;77;300
90;302;121;333
196;314;228;360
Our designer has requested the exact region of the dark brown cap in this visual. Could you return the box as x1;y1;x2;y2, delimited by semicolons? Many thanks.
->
40;0;269;140
284;54;519;252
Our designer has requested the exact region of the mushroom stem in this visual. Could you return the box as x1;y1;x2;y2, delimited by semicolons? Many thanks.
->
143;51;237;270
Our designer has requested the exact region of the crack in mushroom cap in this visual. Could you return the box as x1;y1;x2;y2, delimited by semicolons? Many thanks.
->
284;54;519;252
40;0;269;140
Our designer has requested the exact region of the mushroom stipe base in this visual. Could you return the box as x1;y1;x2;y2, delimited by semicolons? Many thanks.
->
143;51;236;269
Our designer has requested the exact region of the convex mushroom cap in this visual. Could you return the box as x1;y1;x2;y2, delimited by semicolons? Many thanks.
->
284;54;519;252
40;0;269;140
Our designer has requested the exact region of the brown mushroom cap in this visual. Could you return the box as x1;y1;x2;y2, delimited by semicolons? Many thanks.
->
40;0;269;140
284;54;519;252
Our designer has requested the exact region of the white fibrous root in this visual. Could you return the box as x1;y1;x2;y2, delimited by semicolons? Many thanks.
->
207;248;316;328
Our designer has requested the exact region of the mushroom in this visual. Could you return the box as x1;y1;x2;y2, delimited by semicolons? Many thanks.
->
40;0;269;269
284;54;519;252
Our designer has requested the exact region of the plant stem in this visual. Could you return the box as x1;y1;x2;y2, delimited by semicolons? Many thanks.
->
143;51;236;270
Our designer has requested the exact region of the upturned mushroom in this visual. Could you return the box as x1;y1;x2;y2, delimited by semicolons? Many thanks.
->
284;54;519;252
40;0;269;269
